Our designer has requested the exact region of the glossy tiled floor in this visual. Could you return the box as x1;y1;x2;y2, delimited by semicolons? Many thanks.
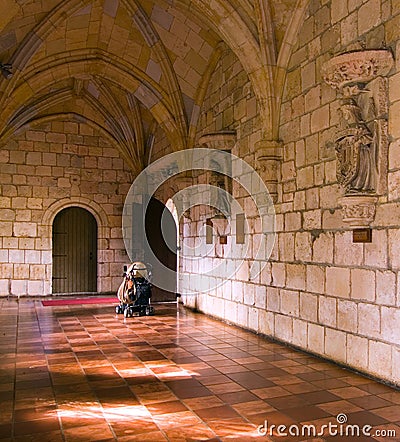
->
0;299;399;442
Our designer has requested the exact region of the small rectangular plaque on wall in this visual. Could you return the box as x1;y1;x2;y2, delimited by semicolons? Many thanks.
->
352;228;372;243
206;219;213;244
220;235;227;245
236;213;245;244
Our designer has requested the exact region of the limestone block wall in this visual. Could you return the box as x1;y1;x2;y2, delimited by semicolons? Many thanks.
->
0;121;132;296
180;0;400;386
179;48;268;325
276;0;400;385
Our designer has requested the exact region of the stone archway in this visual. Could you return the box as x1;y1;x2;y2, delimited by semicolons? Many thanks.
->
52;207;97;293
42;198;110;294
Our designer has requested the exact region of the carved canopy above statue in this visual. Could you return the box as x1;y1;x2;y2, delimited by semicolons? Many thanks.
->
321;50;394;90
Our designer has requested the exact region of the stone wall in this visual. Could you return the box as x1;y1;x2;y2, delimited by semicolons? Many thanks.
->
179;0;400;386
0;121;132;296
276;0;400;385
179;47;268;328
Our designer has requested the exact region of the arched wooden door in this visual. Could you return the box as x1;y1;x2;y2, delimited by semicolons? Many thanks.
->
52;207;97;293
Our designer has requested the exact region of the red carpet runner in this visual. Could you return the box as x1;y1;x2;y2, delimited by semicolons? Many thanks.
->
42;297;116;306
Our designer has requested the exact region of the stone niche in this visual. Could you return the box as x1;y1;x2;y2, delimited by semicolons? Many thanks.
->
322;50;394;227
198;131;236;219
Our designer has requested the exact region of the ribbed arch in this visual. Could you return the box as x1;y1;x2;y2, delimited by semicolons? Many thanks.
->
88;78;144;169
127;0;188;145
6;112;128;163
0;53;185;151
0;0;311;146
1;0;188;148
173;0;275;137
2;49;172;112
0;0;20;34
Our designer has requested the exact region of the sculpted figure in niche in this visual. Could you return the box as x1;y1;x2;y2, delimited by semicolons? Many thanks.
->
336;90;377;194
208;155;232;216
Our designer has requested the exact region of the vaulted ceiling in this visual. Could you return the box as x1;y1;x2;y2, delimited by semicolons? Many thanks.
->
0;0;307;173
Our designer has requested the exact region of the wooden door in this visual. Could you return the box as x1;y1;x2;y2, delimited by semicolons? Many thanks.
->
127;198;178;301
52;207;97;293
145;198;177;302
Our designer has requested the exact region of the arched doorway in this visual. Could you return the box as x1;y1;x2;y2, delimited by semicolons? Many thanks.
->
52;207;97;293
145;197;177;301
130;197;177;301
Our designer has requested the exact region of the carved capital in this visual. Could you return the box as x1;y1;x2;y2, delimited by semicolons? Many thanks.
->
321;50;394;90
340;195;378;227
255;140;283;161
198;131;236;150
255;140;283;178
255;140;283;203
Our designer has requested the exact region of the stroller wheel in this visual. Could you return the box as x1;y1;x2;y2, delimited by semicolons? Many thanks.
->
139;307;146;316
146;306;155;316
115;305;123;314
123;308;131;318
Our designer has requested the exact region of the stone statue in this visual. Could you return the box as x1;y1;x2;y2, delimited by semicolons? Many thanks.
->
322;50;393;198
335;94;377;193
209;159;231;216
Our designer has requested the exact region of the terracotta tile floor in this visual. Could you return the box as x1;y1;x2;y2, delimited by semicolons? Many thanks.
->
0;298;399;441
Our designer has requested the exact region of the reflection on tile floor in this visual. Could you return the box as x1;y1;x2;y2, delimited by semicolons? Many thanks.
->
0;299;399;441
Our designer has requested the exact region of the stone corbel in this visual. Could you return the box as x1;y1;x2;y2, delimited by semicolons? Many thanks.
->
339;195;378;228
322;50;394;90
198;130;236;151
255;140;283;203
322;50;394;227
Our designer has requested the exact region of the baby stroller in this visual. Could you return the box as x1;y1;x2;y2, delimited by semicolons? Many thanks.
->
115;262;155;318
